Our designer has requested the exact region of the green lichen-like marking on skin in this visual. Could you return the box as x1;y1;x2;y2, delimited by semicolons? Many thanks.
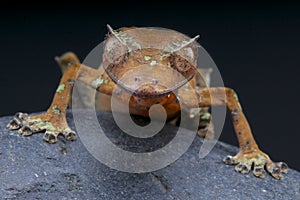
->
92;77;109;88
52;105;61;115
200;112;211;121
144;55;151;61
240;154;266;166
103;79;109;85
92;77;104;88
56;84;65;93
150;60;157;66
28;118;56;131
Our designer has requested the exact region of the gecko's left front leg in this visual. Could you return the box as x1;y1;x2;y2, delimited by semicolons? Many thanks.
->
7;53;110;143
180;87;288;179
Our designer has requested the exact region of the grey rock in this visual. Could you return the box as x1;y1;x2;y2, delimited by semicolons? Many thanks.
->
0;111;299;200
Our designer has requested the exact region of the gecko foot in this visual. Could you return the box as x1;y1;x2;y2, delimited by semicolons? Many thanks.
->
7;112;77;144
223;150;288;179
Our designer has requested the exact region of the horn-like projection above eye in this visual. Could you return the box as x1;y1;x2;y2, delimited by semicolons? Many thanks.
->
163;35;200;54
107;24;141;52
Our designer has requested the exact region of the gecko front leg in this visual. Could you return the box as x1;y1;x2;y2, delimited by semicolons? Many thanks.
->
7;53;81;143
7;53;112;143
180;87;288;179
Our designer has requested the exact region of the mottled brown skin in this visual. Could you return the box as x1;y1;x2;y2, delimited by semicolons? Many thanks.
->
7;27;288;179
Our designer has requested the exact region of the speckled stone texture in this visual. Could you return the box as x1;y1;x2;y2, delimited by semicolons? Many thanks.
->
0;111;299;199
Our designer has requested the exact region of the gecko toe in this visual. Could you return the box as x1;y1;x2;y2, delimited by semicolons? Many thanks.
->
6;112;28;130
277;162;288;174
7;118;22;130
15;112;29;121
43;131;58;144
18;125;33;136
253;165;266;178
63;129;77;141
266;161;288;180
223;155;238;165
235;163;251;174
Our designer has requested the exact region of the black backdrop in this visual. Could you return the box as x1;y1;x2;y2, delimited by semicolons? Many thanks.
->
0;2;299;170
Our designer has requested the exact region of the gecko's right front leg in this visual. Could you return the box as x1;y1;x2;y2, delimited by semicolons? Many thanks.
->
7;53;82;143
7;52;111;143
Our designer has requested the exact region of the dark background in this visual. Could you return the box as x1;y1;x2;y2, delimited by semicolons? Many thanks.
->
0;2;299;170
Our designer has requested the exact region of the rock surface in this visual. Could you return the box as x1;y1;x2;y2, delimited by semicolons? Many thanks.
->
0;111;299;199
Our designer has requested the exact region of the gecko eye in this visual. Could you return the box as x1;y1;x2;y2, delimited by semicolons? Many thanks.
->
178;47;195;61
104;35;127;65
170;52;195;73
162;35;198;74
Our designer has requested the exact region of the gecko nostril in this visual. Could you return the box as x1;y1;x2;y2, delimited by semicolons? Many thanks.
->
152;79;158;85
134;76;141;82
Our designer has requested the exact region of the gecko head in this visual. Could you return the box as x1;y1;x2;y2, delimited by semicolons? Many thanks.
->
103;25;199;98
